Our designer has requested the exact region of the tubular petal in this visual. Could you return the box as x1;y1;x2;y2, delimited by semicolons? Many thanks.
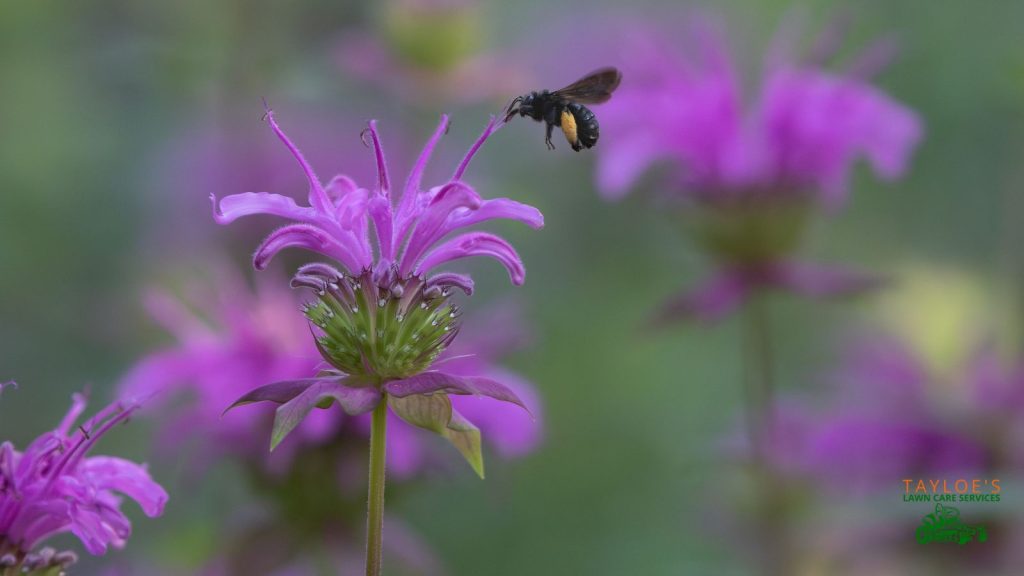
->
264;109;333;214
414;232;526;285
398;115;450;224
452;115;502;181
211;192;314;225
253;224;366;273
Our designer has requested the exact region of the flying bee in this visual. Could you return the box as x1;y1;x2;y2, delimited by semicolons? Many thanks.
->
505;67;622;152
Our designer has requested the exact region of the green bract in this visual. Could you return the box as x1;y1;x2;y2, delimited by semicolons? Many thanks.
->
303;271;460;381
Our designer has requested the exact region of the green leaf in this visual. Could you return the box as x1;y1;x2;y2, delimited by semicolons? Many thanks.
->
389;394;485;478
444;409;484;478
388;393;452;435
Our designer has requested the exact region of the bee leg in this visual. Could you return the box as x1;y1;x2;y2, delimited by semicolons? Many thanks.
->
545;122;555;150
503;96;522;122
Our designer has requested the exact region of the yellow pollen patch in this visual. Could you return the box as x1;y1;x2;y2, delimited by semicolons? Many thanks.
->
560;110;578;145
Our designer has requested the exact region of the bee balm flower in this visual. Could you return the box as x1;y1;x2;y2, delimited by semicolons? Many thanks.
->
212;109;543;475
0;393;167;575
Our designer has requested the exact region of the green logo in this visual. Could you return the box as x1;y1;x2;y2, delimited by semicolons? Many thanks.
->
915;503;987;545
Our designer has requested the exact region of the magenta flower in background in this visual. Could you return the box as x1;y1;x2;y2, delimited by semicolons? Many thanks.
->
720;332;1024;573
754;334;1015;493
597;18;920;204
595;15;922;322
117;269;329;473
0;392;167;575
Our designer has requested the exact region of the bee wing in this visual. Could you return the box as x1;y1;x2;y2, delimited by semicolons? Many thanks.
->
551;67;622;104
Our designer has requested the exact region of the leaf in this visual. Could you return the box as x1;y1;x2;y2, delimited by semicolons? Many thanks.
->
388;393;452;435
270;380;381;451
444;409;484;478
385;371;531;415
388;394;485;478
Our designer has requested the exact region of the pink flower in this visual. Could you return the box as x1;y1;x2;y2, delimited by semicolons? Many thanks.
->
754;334;1017;494
596;17;922;207
117;270;330;473
212;109;543;475
593;15;922;323
0;393;166;572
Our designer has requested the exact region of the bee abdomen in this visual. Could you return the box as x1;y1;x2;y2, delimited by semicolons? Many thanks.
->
567;103;599;150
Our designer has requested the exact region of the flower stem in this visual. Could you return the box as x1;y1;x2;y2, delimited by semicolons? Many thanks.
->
742;296;775;463
365;398;388;576
742;296;785;576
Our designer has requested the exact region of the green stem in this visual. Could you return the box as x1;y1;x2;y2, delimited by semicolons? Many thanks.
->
742;297;785;576
743;297;776;462
365;398;388;576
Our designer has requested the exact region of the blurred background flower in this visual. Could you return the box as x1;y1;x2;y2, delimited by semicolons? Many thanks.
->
593;13;921;322
715;268;1024;574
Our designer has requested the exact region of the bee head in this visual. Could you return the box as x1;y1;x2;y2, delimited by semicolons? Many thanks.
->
504;92;542;122
518;93;539;118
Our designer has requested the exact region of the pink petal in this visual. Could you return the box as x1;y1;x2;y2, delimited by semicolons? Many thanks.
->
414;232;526;285
78;456;168;518
210;192;314;225
253;224;365;273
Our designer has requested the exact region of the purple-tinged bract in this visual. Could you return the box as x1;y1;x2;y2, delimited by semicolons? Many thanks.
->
0;394;167;573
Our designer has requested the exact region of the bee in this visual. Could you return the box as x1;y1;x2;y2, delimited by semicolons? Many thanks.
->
504;67;622;152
